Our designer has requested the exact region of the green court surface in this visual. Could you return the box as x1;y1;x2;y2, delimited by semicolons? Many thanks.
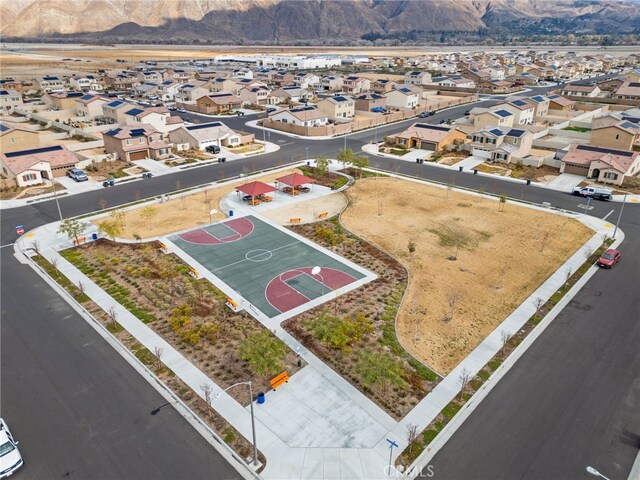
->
168;215;366;318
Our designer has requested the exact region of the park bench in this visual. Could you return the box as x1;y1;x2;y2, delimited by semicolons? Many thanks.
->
270;371;289;390
289;217;301;223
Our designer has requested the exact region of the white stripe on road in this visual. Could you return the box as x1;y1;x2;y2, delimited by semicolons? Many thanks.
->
602;209;614;221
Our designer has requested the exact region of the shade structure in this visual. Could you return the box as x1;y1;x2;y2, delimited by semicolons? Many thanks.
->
236;181;277;197
275;172;317;188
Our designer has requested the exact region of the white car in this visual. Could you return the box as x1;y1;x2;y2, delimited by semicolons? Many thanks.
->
0;419;23;478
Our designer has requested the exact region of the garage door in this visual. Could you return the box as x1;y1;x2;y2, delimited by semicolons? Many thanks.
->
420;141;437;151
472;147;492;159
563;162;589;175
129;150;149;161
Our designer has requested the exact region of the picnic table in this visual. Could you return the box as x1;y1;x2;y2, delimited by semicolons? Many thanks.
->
248;198;261;206
259;195;273;202
283;186;300;196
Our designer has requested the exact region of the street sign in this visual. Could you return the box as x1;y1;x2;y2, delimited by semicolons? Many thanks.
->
16;228;24;235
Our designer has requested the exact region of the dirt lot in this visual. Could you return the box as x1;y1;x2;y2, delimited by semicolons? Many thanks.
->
340;177;593;373
94;168;302;239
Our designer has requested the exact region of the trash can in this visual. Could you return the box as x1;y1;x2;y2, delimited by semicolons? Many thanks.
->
306;161;310;166
473;169;478;175
229;210;234;217
103;181;109;187
108;178;115;186
526;179;531;185
147;172;153;178
459;166;463;172
256;392;265;404
416;159;420;164
141;173;147;179
92;233;98;240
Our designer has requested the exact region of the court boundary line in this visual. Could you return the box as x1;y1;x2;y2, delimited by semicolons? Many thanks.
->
211;241;300;272
284;271;332;297
175;218;255;246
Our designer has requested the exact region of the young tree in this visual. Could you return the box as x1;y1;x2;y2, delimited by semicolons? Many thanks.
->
200;383;214;419
108;306;118;330
498;194;507;212
406;423;419;454
98;219;122;241
154;346;164;370
534;297;544;320
458;367;471;400
351;155;369;178
58;218;89;246
500;330;511;356
315;156;330;175
141;205;158;226
336;147;355;168
407;240;416;259
240;331;288;377
98;198;108;210
445;290;460;322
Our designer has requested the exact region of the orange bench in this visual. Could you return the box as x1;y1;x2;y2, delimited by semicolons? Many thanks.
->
270;371;289;390
188;266;199;277
73;236;86;245
158;241;169;251
317;212;328;219
289;217;301;223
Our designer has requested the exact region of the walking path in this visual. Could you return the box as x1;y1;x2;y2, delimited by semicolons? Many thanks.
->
14;172;624;480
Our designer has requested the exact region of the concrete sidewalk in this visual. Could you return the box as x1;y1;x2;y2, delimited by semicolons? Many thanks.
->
15;175;622;480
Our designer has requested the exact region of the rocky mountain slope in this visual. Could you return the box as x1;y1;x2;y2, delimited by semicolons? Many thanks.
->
2;0;639;41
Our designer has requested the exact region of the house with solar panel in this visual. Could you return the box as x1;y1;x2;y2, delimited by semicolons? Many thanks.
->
341;76;371;95
317;96;355;121
169;121;255;151
124;106;183;134
370;78;396;94
269;106;329;128
270;86;311;104
33;76;66;93
320;76;344;92
0;123;41;153
467;127;534;163
388;123;467;152
491;99;535;125
194;93;242;114
0;89;23;114
354;93;386;113
590;120;640;152
239;85;274;107
102;99;134;125
156;81;182;102
560;83;601;98
74;94;109;118
42;91;85;111
386;86;420;110
174;82;209;103
0;145;78;187
69;75;104;92
404;71;432;86
559;144;640;185
102;124;172;162
613;81;640;102
547;94;575;112
469;107;515;129
526;95;550;117
137;71;163;84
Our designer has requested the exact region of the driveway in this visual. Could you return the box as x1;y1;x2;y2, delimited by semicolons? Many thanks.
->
546;173;585;191
450;156;485;170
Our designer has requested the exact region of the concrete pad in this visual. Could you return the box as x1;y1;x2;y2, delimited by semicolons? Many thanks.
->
251;367;388;449
450;156;485;170
546;173;585;190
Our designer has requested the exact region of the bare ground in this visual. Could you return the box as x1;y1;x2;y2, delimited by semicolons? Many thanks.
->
340;177;593;374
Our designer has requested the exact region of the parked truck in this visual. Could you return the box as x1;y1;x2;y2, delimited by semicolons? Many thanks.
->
571;186;613;201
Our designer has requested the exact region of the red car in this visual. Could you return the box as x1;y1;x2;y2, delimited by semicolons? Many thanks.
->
597;249;621;268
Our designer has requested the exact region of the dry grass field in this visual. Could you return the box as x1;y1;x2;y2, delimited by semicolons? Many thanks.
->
93;168;302;239
340;177;593;374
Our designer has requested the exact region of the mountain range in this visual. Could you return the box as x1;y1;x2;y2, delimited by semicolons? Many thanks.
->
2;0;639;42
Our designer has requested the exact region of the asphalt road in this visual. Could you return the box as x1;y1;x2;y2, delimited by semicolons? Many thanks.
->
0;72;634;479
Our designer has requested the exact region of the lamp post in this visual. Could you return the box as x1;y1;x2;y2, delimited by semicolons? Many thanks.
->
311;265;325;297
214;381;258;467
52;178;63;221
612;191;627;240
305;146;309;161
586;466;611;480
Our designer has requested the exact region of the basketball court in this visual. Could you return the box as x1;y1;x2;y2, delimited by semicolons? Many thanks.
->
167;215;371;319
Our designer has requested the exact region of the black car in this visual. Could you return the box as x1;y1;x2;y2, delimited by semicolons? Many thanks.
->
205;145;221;154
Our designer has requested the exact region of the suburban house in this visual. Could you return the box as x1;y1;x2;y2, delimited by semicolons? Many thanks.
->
169;121;254;150
207;77;240;94
354;93;386;112
293;73;320;89
133;83;158;97
559;144;640;185
174;83;209;103
156;81;182;101
163;69;191;82
271;71;295;87
0;89;23;113
469;108;515;128
492;99;535;125
388;123;467;151
270;106;329;127
560;83;601;98
505;72;540;86
481;66;506;80
0;145;78;187
34;76;66;93
613;81;640;101
527;95;550;117
317;96;355;121
342;76;371;95
239;85;274;106
590;120;640;151
102;99;133;124
137;71;164;84
321;76;344;91
102;124;172;162
404;71;432;85
624;69;640;83
547;94;575;111
429;75;475;88
194;93;242;114
42;91;85;110
104;73;139;90
467;127;534;163
386;87;420;109
0;123;41;153
460;68;492;84
124;106;184;134
69;75;103;92
75;94;109;117
271;86;311;104
370;78;396;94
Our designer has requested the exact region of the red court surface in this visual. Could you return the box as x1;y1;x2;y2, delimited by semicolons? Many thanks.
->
177;217;254;245
265;267;357;314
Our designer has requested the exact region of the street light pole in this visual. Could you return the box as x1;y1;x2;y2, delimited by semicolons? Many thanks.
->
52;178;63;221
612;191;627;240
586;466;611;480
215;381;258;467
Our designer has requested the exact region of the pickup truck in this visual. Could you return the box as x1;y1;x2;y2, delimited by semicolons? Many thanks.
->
571;186;613;201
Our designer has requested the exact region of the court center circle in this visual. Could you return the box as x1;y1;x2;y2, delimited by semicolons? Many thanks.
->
245;249;273;262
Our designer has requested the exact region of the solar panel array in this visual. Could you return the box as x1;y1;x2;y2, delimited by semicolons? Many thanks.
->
415;124;450;132
494;109;513;117
576;144;634;157
5;145;63;158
